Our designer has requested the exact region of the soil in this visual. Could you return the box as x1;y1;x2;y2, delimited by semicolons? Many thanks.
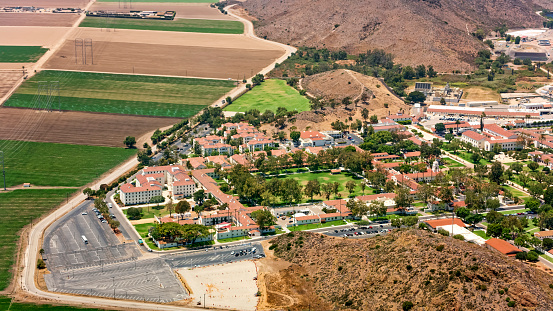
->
0;26;72;46
0;71;21;99
0;13;79;26
0;0;90;7
267;230;553;310
0;107;181;147
261;69;410;134
44;40;285;79
88;3;237;21
240;0;545;72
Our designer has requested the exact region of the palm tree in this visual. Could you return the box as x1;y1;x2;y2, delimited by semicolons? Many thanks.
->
480;112;486;131
455;120;461;135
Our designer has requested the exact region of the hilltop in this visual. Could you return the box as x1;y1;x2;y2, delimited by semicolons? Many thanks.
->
257;230;553;310
240;0;545;71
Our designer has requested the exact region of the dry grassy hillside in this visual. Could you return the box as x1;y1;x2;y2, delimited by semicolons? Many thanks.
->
260;230;553;310
261;69;410;135
241;0;545;72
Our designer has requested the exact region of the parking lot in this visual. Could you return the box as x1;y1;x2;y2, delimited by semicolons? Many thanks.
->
164;243;265;269
323;224;394;239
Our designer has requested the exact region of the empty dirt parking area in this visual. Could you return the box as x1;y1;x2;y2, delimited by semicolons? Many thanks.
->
177;260;259;310
0;107;181;147
0;13;79;26
89;3;236;20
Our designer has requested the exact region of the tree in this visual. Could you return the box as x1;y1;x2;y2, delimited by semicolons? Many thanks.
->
361;108;369;121
166;201;174;217
471;152;481;164
486;223;503;237
304;179;321;202
465;213;484;227
525;198;540;213
395;186;413;214
528;161;539;172
515;36;521;44
109;219;120;230
369;200;387;219
455;207;470;220
434;123;446;132
402;216;419;227
391;218;403;228
345;181;356;196
360;181;367;195
406;91;426;103
445;133;454;142
486;198;500;211
529;183;544;199
511;162;524;174
321;183;333;200
83;187;93;199
290;131;301;142
175;200;191;216
489;161;504;184
515;251;527;261
37;259;46;269
545;187;553;204
251;209;276;231
127;207;142;220
370;115;379;124
193;189;205;205
124;136;136;148
543;238;553;250
527;250;539;262
331;181;340;198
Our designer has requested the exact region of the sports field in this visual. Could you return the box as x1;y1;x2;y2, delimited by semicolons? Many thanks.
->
0;139;136;187
270;171;365;202
0;46;48;62
5;70;234;117
0;189;74;291
224;79;311;113
80;17;243;34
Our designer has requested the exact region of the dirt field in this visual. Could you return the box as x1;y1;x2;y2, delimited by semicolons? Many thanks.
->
0;13;79;26
0;71;21;99
0;107;181;147
177;261;259;310
89;3;236;20
0;26;71;46
44;40;284;79
0;0;89;7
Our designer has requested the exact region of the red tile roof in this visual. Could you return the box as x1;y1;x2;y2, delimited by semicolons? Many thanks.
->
424;218;466;229
462;130;486;141
485;238;522;256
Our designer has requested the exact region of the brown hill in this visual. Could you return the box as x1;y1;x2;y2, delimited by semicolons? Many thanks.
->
258;230;553;310
240;0;546;72
260;69;410;135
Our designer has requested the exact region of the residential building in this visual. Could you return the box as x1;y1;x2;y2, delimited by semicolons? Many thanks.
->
485;238;522;257
461;130;487;149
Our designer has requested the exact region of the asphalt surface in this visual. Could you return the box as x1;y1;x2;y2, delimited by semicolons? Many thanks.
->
164;242;265;269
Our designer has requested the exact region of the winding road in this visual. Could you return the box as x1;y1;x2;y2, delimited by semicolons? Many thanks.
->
17;3;298;310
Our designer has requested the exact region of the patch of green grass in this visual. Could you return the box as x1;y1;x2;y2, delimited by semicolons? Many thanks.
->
540;254;553;264
0;46;48;62
498;209;529;215
441;157;465;168
288;220;347;231
80;17;243;34
6;70;234;117
456;151;492;165
123;205;172;219
224;79;310;113
0;296;112;310
0;189;75;290
218;236;252;243
473;230;491;240
133;223;155;239
1;140;136;187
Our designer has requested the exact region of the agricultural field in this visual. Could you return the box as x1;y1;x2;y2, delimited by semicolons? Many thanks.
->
0;72;20;98
80;17;243;34
224;79;311;113
269;171;365;203
5;70;234;117
0;46;49;62
0;296;108;310
43;28;285;80
0;27;70;47
89;3;236;20
0;189;74;291
0;139;136;187
0;107;181;147
0;13;78;26
0;0;89;7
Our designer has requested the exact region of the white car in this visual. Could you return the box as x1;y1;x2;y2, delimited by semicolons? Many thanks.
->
81;212;87;215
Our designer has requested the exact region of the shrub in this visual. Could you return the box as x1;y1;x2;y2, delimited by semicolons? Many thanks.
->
436;245;445;251
37;259;46;269
338;266;343;271
499;289;505;295
438;228;450;236
453;234;465;241
549;284;553;289
406;265;413;271
527;251;539;262
402;301;414;310
508;300;516;307
269;244;278;250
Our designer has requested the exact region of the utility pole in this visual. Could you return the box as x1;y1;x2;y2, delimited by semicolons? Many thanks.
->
1;151;6;191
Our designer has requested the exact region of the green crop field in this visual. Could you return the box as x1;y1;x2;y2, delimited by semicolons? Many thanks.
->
0;140;136;187
80;17;243;34
5;71;235;117
0;296;111;310
268;171;365;203
0;46;48;63
0;189;74;290
224;79;311;113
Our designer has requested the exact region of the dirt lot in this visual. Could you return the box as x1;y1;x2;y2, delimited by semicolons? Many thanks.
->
44;40;284;79
0;107;181;147
0;13;79;26
0;0;89;7
89;3;236;21
0;71;21;99
177;261;259;311
0;26;71;46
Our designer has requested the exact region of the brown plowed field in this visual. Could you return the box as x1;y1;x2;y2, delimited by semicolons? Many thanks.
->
0;26;71;46
0;107;181;147
0;71;21;98
0;0;89;7
44;40;284;79
0;13;79;26
89;3;236;21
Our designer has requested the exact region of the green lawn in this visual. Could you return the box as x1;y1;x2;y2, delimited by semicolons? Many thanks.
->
224;79;311;113
473;230;491;240
123;205;172;219
80;17;243;34
0;46;48;62
133;223;155;239
0;296;111;311
269;172;364;203
0;189;75;290
1;140;136;187
441;157;465;168
498;209;529;215
5;70;234;118
456;151;492;165
503;185;529;198
218;236;252;243
289;220;347;231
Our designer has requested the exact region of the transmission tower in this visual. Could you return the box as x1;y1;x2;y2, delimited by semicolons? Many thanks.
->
84;39;93;65
75;38;83;64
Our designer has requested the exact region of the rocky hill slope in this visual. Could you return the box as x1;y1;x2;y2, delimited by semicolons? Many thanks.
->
240;0;545;71
264;230;553;310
